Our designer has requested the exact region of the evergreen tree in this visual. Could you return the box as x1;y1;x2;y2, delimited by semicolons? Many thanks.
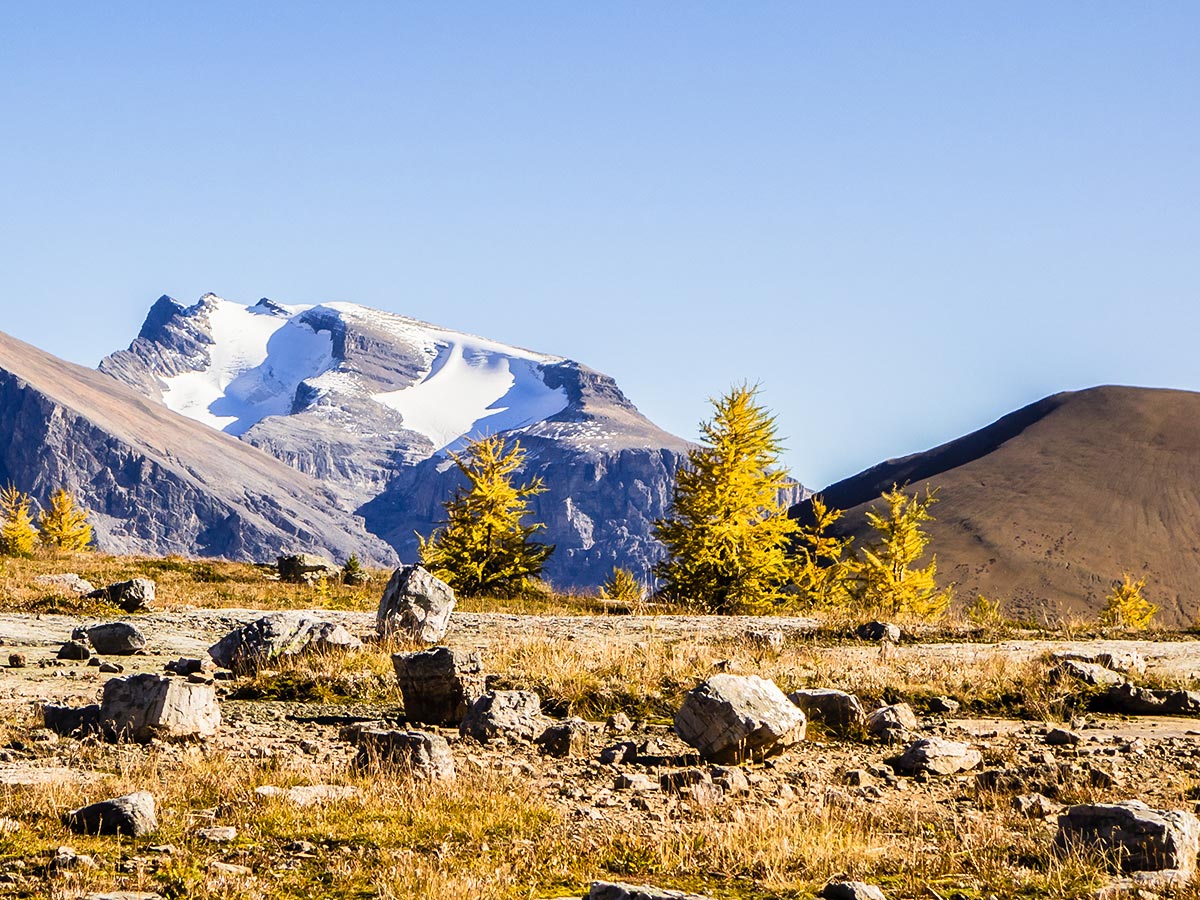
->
418;435;553;597
37;487;93;551
854;485;950;619
792;495;858;608
0;485;36;557
1098;574;1157;630
653;384;798;614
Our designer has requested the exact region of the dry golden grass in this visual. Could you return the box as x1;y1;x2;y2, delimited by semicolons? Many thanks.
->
0;737;1156;900
0;551;610;616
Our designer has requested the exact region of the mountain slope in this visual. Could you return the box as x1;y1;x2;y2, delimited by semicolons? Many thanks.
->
0;328;396;565
100;294;704;586
798;386;1200;625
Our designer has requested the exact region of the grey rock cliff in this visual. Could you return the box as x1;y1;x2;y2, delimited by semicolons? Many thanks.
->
0;328;395;566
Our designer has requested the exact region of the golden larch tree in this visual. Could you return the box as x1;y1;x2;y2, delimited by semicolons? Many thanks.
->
855;485;950;619
0;485;36;557
37;487;93;551
418;435;553;597
653;384;798;614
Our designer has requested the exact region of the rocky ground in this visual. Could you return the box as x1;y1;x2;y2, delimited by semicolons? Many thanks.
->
4;605;1200;899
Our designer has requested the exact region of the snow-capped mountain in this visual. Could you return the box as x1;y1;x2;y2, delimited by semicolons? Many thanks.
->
100;293;715;586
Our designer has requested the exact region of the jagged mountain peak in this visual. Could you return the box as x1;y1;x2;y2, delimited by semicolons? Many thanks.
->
97;293;700;587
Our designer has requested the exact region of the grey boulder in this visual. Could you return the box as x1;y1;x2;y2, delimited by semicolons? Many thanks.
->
87;578;156;613
208;612;363;672
894;737;982;776
354;728;456;781
392;646;485;726
66;792;157;837
866;703;918;739
277;553;341;584
377;565;456;643
100;673;221;742
788;688;866;732
460;690;546;743
822;882;888;900
675;674;806;764
86;622;147;655
1056;800;1200;880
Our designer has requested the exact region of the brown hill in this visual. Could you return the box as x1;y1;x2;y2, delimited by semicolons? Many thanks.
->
0;329;396;565
797;386;1200;626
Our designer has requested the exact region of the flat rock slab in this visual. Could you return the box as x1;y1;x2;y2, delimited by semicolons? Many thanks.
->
254;784;361;807
895;738;982;776
208;612;363;672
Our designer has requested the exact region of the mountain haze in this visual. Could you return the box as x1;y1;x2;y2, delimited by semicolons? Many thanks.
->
799;386;1200;625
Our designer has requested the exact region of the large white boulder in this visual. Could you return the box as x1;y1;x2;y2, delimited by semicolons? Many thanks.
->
675;674;806;763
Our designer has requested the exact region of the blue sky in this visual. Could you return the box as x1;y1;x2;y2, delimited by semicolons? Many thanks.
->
2;3;1197;488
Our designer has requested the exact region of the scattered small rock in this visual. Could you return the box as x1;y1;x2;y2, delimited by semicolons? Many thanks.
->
822;882;888;900
929;696;960;714
277;553;340;584
354;728;456;781
866;703;918;741
588;883;713;900
47;845;98;876
788;688;866;732
254;784;360;806
34;573;95;596
536;718;593;758
195;825;237;843
1014;793;1061;818
606;712;633;733
1046;727;1082;746
856;621;901;643
57;640;90;661
8;653;26;668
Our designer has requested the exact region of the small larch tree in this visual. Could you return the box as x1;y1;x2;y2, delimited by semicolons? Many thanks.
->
0;485;36;557
855;485;950;619
1099;574;1157;630
37;487;93;551
791;494;858;609
653;384;798;614
418;435;553;598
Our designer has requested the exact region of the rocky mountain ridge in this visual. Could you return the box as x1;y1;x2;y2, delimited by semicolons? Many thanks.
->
0;328;395;565
98;294;737;585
